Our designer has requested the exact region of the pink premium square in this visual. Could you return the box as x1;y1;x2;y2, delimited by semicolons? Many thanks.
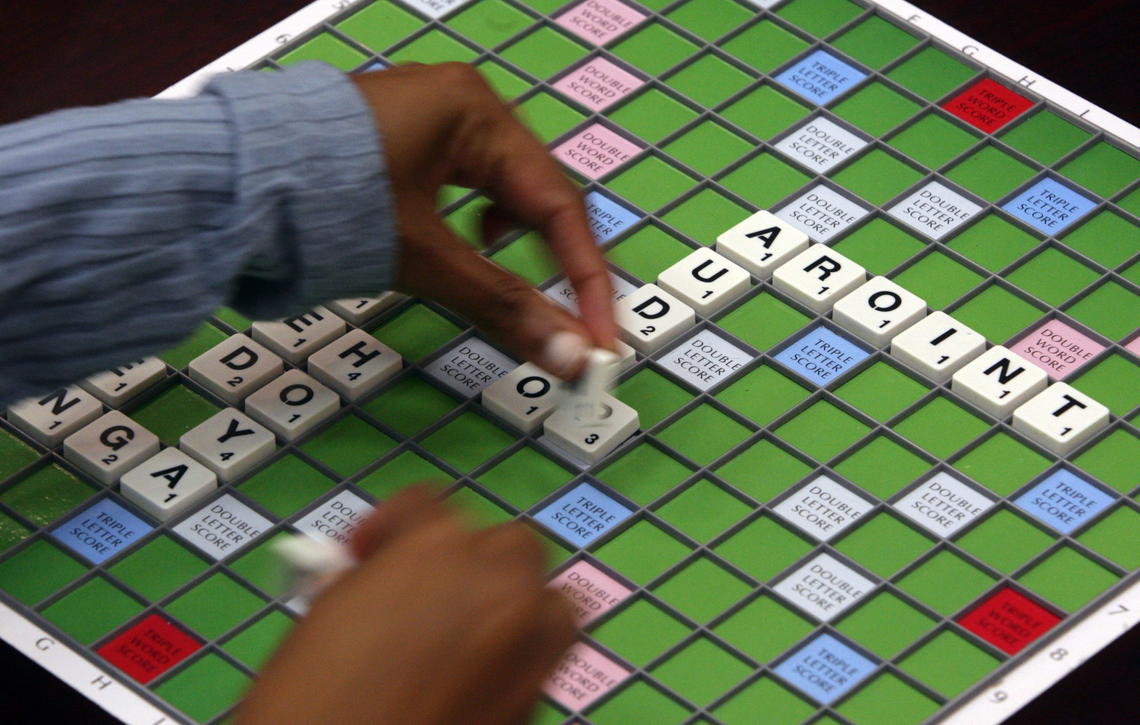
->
549;560;632;626
1009;319;1105;379
1126;336;1140;357
543;641;631;710
552;57;644;112
552;123;643;180
556;0;646;45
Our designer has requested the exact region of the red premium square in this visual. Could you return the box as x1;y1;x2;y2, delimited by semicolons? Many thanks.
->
942;78;1033;133
957;587;1061;655
98;613;202;684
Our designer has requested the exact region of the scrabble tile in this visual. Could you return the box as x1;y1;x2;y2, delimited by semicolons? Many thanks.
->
564;349;621;424
1012;383;1110;456
7;387;103;447
325;292;404;325
244;370;340;441
716;209;809;278
251;306;347;364
612;340;637;373
307;329;402;402
189;334;284;406
121;448;217;522
616;284;696;354
832;276;927;347
62;411;160;485
80;357;166;407
180;409;276;483
544;393;639;465
773;244;867;313
482;362;566;432
657;247;751;316
951;346;1047;419
891;312;986;383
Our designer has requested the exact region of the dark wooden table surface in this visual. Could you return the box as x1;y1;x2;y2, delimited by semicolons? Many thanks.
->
0;1;1137;723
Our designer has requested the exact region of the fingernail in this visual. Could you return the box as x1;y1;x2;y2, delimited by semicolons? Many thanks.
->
542;331;590;379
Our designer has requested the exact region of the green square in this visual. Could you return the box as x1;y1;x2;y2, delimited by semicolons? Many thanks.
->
719;152;810;208
897;550;996;615
444;196;490;246
166;573;265;639
652;636;751;706
590;598;690;665
531;702;568;725
1077;506;1140;570
0;466;92;527
420;412;513;472
654;556;751;622
1066;281;1140;341
836;362;928;422
239;455;335;518
607;88;699;144
587;680;690;724
109;535;208;601
714;676;815;725
438;184;473;210
594;519;690;583
715;439;813;502
358;450;452;500
660;188;750;245
947;213;1039;272
889;112;979;169
658;404;751;466
131;384;218;446
448;0;534;48
613;368;693;428
892;250;985;310
500;26;587;79
1061;210;1140;269
951;284;1044;342
831;218;924;275
42;576;143;645
606;155;697;212
597;442;692;506
901;629;1001;697
836;591;935;658
474;59;530;99
832;16;920;68
886;46;976;102
518;0;566;12
212;307;251;332
956;509;1053;574
490;232;559;284
153;654;250;723
0;512;30;551
515;91;586;143
721;20;809;73
0;540;85;605
1058;141;1140;197
1073;354;1140;417
230;533;290;597
665;53;752;108
371;305;462;361
834;435;932;500
1073;428;1138;494
447;486;513;527
1017;546;1120;612
717;365;809;426
777;0;863;38
721;84;811;140
894;395;987;458
1125;260;1140;285
363;375;458;436
715;516;811;581
223;611;294;671
470;447;567;510
714;595;813;662
336;1;421;53
656;479;751;542
610;23;699;77
1000;110;1092;166
835;512;932;577
832;83;921;137
299;415;396;477
666;0;752;42
944;145;1036;202
774;400;871;462
0;428;38;479
389;30;477;64
662;120;751;177
159;322;227;369
954;432;1050;497
1119;187;1140;217
836;673;940;725
606;222;693;281
277;33;368;71
715;292;809;350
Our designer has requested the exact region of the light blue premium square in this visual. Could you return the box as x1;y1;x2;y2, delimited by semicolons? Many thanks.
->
1014;468;1114;534
51;498;153;564
533;481;633;547
773;632;876;704
586;190;640;243
775;49;868;105
1002;177;1096;235
773;325;871;386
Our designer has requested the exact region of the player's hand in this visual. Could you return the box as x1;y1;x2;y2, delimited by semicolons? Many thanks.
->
351;63;615;379
238;486;577;725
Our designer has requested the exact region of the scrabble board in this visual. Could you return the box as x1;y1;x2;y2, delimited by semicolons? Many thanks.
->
2;0;1138;723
